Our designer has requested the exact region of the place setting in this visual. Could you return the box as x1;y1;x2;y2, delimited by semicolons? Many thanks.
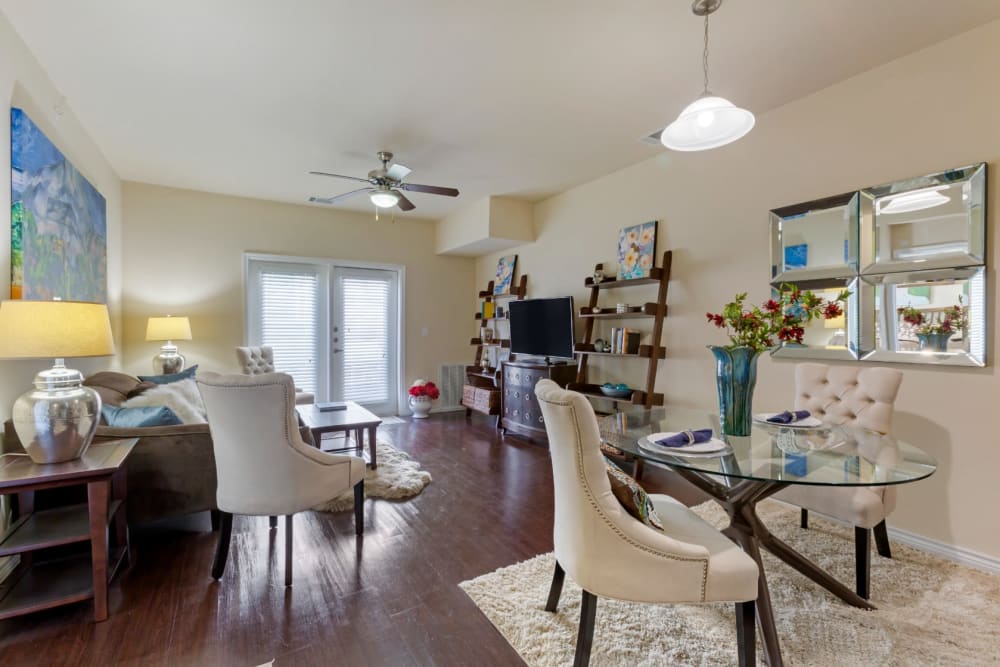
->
638;428;730;456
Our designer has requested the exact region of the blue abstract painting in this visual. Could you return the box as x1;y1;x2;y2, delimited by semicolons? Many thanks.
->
11;107;106;302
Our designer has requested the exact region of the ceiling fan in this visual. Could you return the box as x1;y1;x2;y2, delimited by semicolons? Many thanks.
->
308;151;459;212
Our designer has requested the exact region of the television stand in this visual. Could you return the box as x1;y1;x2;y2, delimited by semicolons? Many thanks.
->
500;359;576;446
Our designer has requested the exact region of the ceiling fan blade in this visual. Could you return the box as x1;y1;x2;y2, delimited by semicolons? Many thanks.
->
386;163;411;182
309;170;372;184
396;192;416;211
308;187;372;205
399;183;460;197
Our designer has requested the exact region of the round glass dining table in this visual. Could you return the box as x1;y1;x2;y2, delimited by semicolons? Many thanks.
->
599;406;937;667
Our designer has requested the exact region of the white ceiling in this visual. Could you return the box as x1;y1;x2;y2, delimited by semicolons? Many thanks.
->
3;1;999;219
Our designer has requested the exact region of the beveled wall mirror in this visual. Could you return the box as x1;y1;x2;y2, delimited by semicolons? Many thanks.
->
770;192;859;282
858;267;985;366
768;162;987;367
860;163;986;274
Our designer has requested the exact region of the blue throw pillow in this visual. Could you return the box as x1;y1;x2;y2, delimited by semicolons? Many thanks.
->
138;364;199;385
102;404;183;428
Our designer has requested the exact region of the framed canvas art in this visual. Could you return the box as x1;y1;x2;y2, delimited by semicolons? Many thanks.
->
616;221;657;279
10;107;107;301
493;254;517;295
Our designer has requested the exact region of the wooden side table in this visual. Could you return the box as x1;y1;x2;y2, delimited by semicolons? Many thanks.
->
297;402;381;469
0;438;137;622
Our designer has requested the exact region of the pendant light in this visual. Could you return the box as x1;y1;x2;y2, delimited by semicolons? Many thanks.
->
661;0;755;152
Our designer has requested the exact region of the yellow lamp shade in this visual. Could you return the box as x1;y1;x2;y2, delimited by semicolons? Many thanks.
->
145;316;192;341
0;300;115;359
824;314;846;329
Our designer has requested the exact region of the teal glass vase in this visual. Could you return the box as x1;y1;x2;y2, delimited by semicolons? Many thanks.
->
709;345;764;436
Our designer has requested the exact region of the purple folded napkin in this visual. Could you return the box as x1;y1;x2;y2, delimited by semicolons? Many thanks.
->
657;429;714;448
766;410;811;424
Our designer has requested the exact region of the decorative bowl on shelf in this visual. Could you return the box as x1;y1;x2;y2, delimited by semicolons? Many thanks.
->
600;383;633;398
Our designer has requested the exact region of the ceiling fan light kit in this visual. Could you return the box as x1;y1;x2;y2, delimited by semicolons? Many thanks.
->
661;0;754;152
309;151;459;213
370;189;401;208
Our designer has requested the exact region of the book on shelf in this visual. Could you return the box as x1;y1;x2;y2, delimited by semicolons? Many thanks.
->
481;301;496;319
609;327;641;354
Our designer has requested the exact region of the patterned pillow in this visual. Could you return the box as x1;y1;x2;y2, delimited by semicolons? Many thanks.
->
605;459;663;531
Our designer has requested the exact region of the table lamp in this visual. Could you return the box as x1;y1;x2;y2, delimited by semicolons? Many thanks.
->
0;300;115;463
145;315;192;374
825;313;846;346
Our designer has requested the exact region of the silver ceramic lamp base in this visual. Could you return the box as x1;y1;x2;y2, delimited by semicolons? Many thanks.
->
11;361;101;464
152;342;186;375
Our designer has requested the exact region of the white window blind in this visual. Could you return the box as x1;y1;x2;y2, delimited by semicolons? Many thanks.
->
256;267;319;393
340;274;391;404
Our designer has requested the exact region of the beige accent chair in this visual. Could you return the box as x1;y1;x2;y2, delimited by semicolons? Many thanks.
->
775;362;903;599
534;380;759;667
196;372;365;586
235;345;315;405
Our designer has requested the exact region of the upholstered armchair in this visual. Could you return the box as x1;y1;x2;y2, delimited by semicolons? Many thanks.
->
775;362;904;599
235;345;315;405
534;380;759;667
196;372;365;586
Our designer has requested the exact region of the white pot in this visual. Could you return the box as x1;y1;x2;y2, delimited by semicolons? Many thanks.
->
409;395;432;419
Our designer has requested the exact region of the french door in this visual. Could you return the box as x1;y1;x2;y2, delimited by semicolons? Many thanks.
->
245;256;401;415
331;266;399;415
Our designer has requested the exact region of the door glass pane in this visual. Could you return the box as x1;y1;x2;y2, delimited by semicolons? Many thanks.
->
258;267;319;392
340;273;392;404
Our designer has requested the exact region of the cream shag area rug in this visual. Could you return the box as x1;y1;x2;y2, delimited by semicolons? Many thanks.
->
312;440;431;512
460;501;1000;666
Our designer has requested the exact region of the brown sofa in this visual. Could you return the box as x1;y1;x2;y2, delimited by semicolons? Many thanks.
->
2;371;218;525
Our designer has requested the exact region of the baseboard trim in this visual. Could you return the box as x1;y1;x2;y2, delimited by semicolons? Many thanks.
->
885;526;1000;575
773;500;1000;575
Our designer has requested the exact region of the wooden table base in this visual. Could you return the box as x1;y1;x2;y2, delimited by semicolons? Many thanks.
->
670;469;875;667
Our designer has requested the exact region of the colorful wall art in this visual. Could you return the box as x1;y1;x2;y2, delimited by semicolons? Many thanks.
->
493;254;518;295
10;107;107;302
616;221;657;279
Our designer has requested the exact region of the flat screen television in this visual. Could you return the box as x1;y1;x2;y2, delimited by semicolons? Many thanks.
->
508;297;575;362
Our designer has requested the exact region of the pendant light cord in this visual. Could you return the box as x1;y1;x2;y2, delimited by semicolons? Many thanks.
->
702;14;710;94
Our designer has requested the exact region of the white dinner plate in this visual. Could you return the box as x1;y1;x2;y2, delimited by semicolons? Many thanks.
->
639;432;728;455
753;413;825;429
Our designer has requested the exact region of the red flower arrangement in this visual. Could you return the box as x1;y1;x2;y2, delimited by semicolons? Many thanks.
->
706;283;849;352
408;380;440;400
901;296;968;335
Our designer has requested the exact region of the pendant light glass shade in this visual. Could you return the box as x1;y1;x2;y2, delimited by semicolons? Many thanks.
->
660;95;755;152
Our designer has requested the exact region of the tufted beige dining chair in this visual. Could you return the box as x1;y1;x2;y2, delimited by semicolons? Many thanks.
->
197;372;365;586
235;345;315;405
775;362;903;599
535;379;759;667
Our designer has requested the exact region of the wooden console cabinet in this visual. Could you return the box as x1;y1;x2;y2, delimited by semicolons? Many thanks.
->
500;360;576;445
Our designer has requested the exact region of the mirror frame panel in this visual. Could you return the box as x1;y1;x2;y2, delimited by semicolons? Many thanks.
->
857;266;985;367
770;277;860;361
770;191;859;283
860;163;987;275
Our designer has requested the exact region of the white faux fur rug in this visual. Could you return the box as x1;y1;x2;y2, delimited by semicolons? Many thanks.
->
460;501;1000;666
312;440;431;512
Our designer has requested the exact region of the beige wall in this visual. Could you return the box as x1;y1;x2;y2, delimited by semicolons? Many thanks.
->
121;183;474;409
477;21;1000;558
0;11;123;422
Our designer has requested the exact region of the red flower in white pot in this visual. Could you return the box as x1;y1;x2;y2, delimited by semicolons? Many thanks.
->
408;379;439;419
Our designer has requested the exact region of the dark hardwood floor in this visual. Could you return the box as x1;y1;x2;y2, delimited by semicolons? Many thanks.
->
0;413;705;666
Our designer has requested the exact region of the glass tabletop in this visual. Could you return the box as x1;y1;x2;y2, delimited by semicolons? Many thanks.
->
598;407;937;487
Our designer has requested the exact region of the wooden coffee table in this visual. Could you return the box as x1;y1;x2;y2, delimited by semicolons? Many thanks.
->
297;402;381;469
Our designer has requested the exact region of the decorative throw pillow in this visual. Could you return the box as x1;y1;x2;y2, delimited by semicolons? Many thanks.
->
101;404;182;428
605;459;664;531
138;364;199;385
121;379;208;424
126;380;158;399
